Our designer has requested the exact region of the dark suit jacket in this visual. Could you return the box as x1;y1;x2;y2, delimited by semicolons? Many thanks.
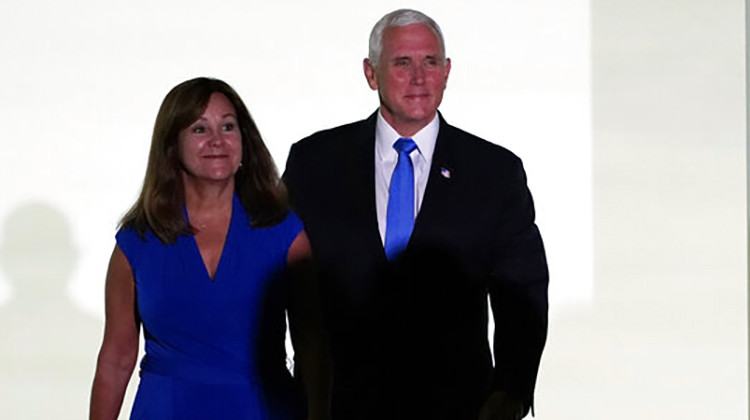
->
283;112;548;420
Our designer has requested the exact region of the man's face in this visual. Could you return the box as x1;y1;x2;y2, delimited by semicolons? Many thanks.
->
364;23;451;136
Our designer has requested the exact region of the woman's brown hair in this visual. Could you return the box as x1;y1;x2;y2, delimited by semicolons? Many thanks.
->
120;77;287;243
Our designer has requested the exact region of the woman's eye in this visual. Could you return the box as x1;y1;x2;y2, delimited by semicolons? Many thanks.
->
192;126;205;134
223;123;235;131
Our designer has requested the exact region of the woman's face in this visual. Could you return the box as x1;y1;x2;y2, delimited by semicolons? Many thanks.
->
178;93;242;186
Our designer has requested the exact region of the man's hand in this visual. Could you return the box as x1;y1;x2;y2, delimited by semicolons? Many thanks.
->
477;390;526;420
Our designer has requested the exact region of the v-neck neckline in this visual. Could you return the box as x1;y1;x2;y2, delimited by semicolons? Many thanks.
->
184;194;238;283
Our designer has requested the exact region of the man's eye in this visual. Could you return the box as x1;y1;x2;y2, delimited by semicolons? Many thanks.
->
395;59;409;66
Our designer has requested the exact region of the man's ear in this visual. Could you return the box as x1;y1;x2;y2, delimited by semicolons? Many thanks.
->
363;58;379;91
444;57;452;86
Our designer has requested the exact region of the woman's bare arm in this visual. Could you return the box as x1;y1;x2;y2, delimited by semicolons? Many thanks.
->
89;245;139;420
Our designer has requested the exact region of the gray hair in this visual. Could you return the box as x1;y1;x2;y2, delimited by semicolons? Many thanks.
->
367;9;447;67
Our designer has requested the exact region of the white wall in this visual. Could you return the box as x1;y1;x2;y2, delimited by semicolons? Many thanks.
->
536;1;747;418
0;0;744;418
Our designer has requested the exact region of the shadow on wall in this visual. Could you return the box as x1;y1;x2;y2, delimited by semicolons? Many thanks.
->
0;202;102;419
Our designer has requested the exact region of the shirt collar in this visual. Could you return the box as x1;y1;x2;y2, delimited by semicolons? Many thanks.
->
375;111;440;161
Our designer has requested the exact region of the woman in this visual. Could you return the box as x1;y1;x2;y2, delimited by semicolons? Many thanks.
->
90;78;328;419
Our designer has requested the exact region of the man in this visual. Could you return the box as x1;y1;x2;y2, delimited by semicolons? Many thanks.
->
284;9;548;420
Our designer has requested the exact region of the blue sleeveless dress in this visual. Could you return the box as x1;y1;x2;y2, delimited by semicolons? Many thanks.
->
116;195;304;419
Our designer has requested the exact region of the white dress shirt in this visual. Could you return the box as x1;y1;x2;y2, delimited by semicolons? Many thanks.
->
374;111;440;244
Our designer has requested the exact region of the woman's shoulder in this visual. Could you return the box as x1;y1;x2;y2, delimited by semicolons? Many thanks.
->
272;210;304;237
115;226;163;267
115;225;155;244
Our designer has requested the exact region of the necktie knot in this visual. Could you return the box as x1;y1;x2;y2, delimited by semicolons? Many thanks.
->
393;137;417;155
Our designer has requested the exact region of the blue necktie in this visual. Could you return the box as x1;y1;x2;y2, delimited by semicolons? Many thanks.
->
385;137;418;260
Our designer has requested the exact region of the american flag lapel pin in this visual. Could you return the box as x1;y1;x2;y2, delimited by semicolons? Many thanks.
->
440;166;451;179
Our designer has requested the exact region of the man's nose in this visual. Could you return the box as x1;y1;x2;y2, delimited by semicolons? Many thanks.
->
410;64;426;84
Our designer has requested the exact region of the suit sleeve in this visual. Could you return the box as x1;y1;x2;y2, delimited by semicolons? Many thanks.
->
282;143;298;203
488;156;549;413
283;143;306;215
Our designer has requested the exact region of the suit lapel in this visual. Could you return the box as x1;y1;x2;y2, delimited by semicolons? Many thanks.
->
411;116;458;244
348;113;386;258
